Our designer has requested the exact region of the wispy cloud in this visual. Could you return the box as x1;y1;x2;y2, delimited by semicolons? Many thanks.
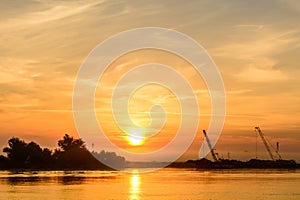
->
211;29;300;82
236;66;291;82
233;24;265;31
0;1;103;31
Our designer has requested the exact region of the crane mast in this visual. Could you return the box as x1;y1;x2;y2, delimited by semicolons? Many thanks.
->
202;130;219;162
255;127;275;161
275;142;282;160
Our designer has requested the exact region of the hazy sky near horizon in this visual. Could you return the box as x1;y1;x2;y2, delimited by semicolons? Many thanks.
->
0;0;299;161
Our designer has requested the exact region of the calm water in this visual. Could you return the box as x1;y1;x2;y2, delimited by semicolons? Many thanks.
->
0;168;299;200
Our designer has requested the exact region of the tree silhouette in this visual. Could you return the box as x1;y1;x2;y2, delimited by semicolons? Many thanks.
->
0;155;7;169
58;134;85;151
0;134;125;170
55;134;109;169
26;142;53;168
3;138;28;168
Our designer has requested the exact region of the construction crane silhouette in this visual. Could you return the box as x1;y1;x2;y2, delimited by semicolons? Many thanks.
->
202;130;219;162
254;127;282;161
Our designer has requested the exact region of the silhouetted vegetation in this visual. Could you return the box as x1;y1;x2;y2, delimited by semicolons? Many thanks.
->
168;158;299;169
0;134;126;170
92;150;126;170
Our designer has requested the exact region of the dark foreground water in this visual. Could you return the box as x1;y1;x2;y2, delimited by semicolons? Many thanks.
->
0;168;299;200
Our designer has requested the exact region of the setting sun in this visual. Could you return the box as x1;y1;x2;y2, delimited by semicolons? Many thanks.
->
127;134;145;146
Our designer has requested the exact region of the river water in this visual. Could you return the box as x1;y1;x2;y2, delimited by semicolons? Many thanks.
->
0;168;299;200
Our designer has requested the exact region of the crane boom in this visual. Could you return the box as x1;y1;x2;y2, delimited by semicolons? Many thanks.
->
202;130;218;162
255;127;275;161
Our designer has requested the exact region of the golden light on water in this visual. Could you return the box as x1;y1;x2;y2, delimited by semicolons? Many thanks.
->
130;171;141;200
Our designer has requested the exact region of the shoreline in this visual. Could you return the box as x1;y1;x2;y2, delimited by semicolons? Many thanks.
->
1;158;299;172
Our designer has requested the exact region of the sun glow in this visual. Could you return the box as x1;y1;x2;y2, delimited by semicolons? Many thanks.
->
126;129;146;146
127;135;145;146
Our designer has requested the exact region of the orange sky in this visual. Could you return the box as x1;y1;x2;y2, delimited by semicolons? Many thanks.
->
0;0;299;161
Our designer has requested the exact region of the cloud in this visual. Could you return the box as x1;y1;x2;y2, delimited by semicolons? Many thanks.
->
226;89;252;94
279;0;300;12
24;109;73;113
233;24;265;31
0;1;103;32
236;67;291;82
0;58;40;84
212;29;300;60
211;28;300;83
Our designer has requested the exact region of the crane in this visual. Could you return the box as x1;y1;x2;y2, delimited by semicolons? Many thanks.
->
255;127;277;161
202;130;219;162
275;142;282;160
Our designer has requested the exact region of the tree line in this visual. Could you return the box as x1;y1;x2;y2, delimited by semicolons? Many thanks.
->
0;134;125;170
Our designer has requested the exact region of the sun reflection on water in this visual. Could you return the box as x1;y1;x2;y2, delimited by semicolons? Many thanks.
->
129;170;141;200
